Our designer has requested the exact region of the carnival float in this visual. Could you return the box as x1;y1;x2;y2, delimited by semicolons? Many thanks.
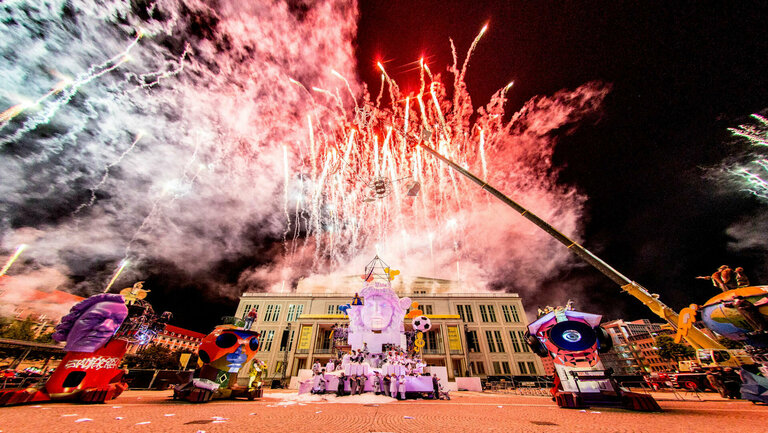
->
0;283;169;406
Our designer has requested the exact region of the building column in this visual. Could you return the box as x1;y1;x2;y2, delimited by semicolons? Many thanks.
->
440;323;453;379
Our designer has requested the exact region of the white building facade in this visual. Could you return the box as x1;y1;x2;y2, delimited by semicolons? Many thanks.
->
234;276;544;382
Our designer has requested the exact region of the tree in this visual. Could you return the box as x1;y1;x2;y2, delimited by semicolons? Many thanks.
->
0;318;35;341
655;335;695;361
716;336;744;349
122;344;181;370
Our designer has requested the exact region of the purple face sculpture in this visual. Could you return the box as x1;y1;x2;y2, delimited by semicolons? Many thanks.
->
53;294;128;353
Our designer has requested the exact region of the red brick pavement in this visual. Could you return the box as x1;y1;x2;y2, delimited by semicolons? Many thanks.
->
0;390;765;433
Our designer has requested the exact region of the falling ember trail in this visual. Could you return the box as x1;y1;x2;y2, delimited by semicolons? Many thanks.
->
104;260;128;293
0;245;26;277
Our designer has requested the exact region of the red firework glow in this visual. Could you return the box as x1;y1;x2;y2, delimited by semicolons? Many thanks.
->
281;27;610;291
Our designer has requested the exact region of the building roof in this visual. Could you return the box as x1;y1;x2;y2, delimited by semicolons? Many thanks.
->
163;324;206;339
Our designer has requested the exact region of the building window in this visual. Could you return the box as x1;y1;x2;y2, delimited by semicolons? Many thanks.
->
264;305;275;321
501;362;511;375
493;331;505;352
472;361;485;375
518;361;528;375
467;330;480;352
509;331;530;352
509;331;521;352
485;331;497;352
479;305;489;322
493;361;502;374
260;330;275;351
502;305;520;322
287;304;304;322
526;362;537;375
422;304;433;315
425;330;443;353
487;305;497;322
457;305;474;322
279;329;295;352
327;304;342;315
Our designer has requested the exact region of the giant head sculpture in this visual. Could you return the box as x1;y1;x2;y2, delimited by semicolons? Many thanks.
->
198;325;260;373
347;282;411;352
52;293;129;353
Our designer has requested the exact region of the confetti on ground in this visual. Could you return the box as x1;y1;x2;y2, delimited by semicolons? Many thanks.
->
315;411;322;414
404;416;414;419
590;411;601;414
212;416;228;421
498;406;503;408
116;417;124;420
75;418;93;423
164;413;175;416
112;406;122;408
31;405;42;408
61;414;78;417
136;421;151;425
249;413;256;415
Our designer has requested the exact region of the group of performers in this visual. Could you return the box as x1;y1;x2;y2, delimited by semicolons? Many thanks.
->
307;344;448;400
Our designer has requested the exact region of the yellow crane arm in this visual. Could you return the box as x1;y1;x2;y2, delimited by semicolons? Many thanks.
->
420;142;725;350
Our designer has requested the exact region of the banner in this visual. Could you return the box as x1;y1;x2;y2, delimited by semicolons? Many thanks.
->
179;353;192;369
447;325;463;352
297;325;313;351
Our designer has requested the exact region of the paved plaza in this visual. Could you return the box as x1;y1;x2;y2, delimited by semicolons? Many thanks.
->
0;389;765;433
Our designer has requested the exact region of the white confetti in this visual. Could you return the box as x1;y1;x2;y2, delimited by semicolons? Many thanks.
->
61;414;78;417
164;413;175;417
136;421;151;425
75;418;92;423
116;417;124;420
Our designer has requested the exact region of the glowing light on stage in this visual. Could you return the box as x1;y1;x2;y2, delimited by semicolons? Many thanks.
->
0;244;27;277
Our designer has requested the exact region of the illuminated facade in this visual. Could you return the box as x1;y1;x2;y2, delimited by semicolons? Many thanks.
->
601;319;677;374
234;276;544;382
126;324;205;355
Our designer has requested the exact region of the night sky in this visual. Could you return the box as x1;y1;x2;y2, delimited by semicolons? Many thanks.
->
354;1;768;321
2;1;767;333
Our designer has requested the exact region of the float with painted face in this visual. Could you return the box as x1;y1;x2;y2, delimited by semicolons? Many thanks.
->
527;306;660;411
0;290;170;406
173;325;262;402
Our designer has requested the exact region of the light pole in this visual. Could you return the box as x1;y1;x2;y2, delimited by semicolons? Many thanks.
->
280;322;292;387
463;324;472;376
